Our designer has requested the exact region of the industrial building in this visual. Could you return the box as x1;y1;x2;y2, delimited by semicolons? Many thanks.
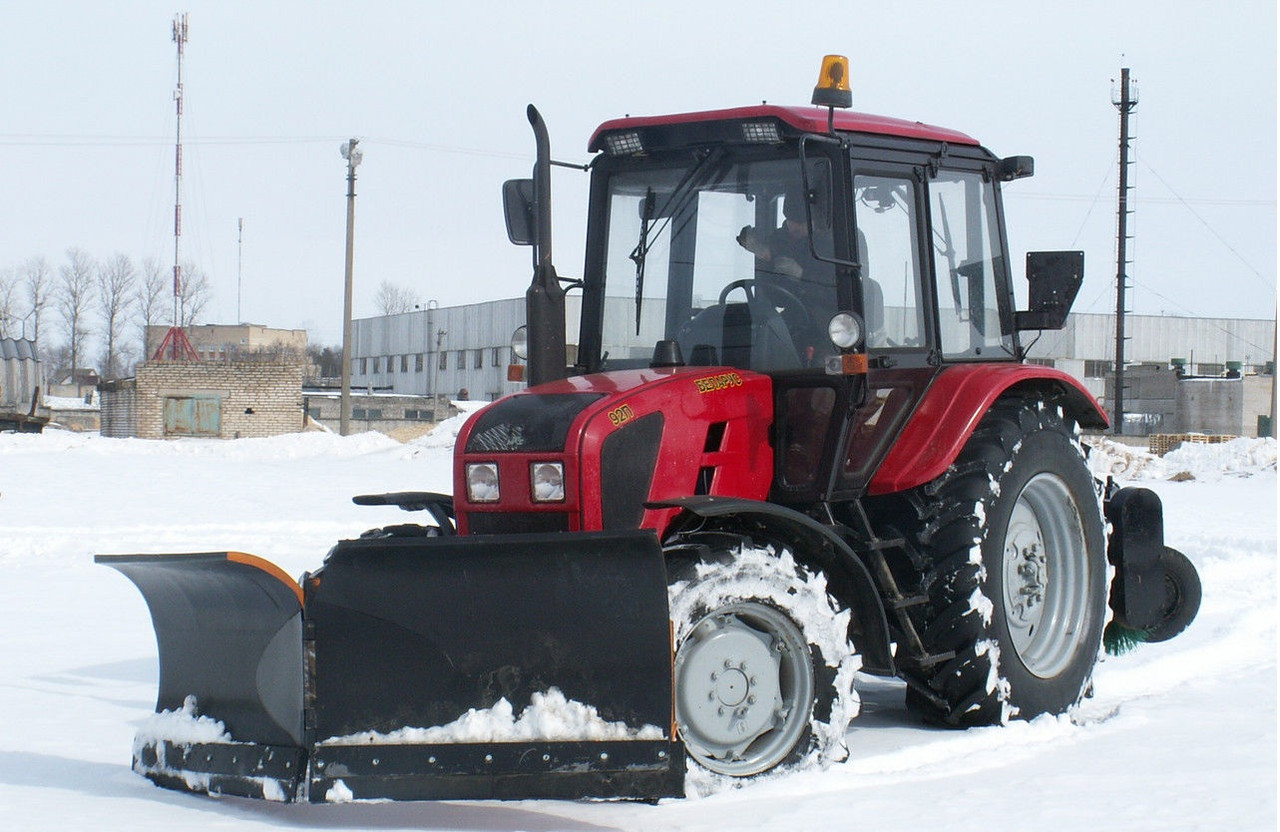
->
350;300;1275;436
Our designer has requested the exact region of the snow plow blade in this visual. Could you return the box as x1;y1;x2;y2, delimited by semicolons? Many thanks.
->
96;551;307;800
99;530;684;802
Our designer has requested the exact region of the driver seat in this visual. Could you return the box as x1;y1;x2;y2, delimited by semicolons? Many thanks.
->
678;301;800;371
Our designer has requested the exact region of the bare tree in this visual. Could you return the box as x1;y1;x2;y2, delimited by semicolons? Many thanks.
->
136;257;169;359
97;253;137;378
56;248;97;377
374;280;421;316
179;261;212;327
0;264;17;336
21;256;51;348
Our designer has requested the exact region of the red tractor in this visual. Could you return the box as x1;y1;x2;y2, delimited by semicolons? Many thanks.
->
100;56;1199;803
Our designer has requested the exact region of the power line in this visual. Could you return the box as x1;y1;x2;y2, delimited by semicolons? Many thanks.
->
1134;149;1275;293
1010;192;1274;207
0;133;534;162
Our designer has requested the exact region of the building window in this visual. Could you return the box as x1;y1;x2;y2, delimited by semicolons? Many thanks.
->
401;354;409;373
1084;360;1110;378
438;352;447;370
372;357;381;374
353;408;383;420
359;357;367;374
491;347;501;367
457;350;466;370
1027;357;1055;368
473;349;483;369
415;354;424;373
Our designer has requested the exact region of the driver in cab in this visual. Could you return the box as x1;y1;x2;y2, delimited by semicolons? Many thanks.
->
732;188;838;363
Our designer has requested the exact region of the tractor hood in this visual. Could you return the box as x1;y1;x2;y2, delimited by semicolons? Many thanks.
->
453;367;775;536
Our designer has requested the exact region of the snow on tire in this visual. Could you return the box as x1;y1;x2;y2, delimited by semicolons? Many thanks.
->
887;398;1107;726
667;544;861;789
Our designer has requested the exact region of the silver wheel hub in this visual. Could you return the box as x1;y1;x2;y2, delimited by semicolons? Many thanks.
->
675;601;812;776
1000;472;1090;678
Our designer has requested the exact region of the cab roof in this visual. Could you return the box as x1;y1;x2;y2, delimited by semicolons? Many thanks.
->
588;104;980;153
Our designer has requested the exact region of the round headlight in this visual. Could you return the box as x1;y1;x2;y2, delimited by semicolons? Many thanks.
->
827;312;864;350
510;325;529;361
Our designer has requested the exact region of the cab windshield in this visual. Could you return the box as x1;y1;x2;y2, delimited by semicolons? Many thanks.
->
595;153;837;373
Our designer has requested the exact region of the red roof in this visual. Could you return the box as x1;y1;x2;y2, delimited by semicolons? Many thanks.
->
588;105;979;152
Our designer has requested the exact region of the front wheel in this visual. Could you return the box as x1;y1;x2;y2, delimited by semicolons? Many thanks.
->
667;544;860;779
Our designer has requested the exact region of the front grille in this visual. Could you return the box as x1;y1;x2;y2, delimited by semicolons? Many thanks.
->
465;394;604;454
466;512;570;535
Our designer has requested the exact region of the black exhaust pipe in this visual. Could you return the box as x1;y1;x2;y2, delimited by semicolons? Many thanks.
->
524;105;568;387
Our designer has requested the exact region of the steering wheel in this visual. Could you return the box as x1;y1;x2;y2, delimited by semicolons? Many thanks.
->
718;277;815;336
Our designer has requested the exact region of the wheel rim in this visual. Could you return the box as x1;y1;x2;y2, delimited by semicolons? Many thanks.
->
674;601;814;776
1001;472;1091;678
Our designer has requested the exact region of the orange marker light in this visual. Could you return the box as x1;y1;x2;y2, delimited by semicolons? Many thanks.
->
812;55;852;109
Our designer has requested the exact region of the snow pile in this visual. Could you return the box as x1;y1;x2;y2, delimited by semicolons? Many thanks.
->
133;695;230;746
1087;436;1276;481
1162;436;1277;480
321;687;664;745
403;400;486;452
44;393;98;411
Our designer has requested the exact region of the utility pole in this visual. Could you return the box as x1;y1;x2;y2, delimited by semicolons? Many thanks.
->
339;138;363;437
1112;67;1138;434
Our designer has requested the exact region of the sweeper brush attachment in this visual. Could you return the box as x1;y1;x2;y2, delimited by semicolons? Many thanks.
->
97;530;684;802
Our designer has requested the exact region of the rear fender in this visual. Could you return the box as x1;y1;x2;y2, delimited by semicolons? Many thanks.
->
868;364;1108;496
652;496;894;675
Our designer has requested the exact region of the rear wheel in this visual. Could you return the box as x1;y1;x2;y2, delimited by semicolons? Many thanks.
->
667;543;860;779
886;399;1107;725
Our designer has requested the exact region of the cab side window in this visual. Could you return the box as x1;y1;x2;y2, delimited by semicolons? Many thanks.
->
853;174;925;349
929;171;1012;359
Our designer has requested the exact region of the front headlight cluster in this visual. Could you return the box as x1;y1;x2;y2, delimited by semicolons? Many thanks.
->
466;461;565;503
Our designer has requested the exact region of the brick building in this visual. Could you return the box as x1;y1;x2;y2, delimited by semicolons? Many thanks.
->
102;360;304;439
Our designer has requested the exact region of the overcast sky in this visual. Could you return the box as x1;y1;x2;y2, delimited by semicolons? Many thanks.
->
2;1;1275;347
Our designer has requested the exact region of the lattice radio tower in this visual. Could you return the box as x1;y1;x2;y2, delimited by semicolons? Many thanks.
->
153;11;199;361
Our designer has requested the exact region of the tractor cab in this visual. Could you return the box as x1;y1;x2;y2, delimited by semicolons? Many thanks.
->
575;104;1031;377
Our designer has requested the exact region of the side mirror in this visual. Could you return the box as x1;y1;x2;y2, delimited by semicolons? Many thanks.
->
1015;250;1083;331
997;155;1034;181
502;179;536;246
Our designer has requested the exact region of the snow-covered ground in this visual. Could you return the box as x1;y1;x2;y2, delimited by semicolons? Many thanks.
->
0;427;1274;831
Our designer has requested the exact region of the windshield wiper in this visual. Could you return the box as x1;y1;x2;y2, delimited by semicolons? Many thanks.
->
627;149;727;335
630;189;657;335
